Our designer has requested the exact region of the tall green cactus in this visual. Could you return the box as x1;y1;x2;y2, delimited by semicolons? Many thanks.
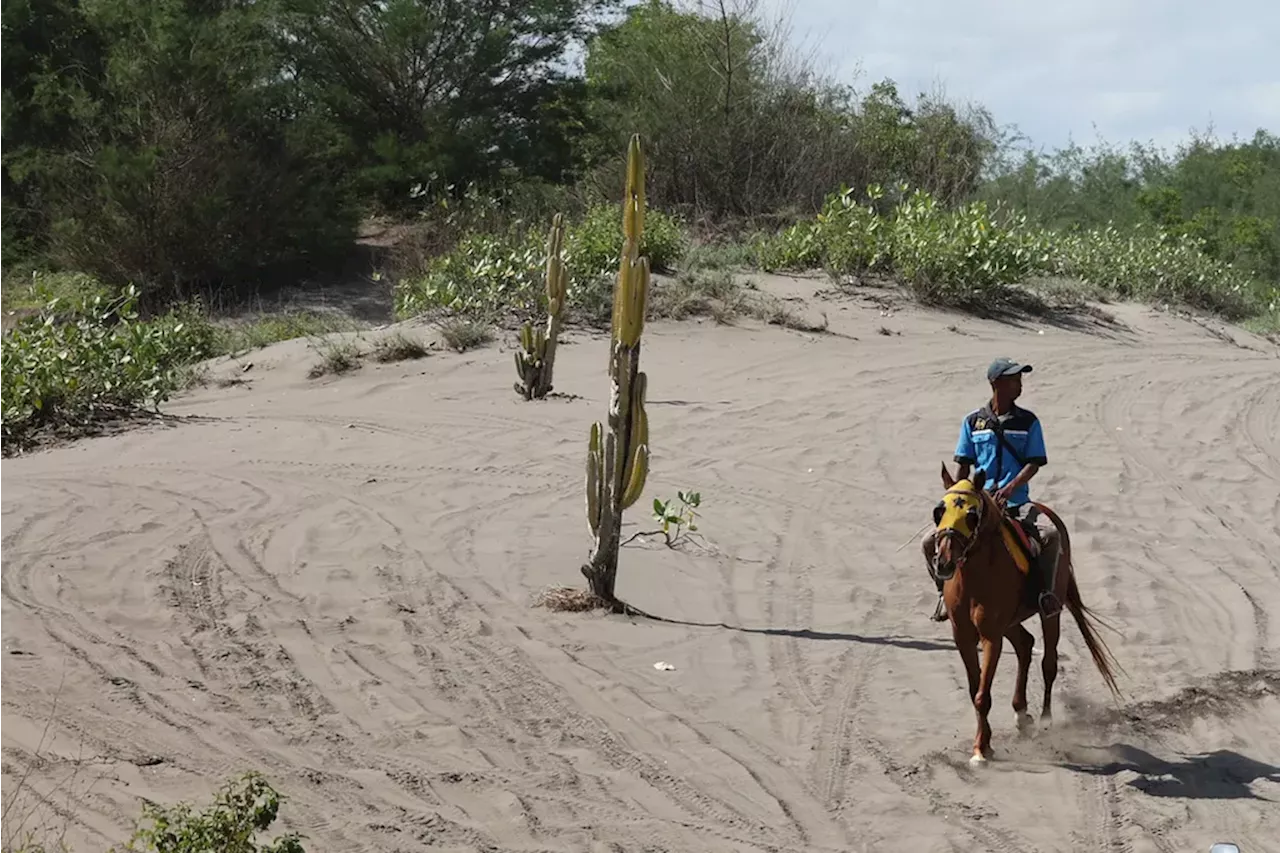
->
581;134;651;607
514;213;569;400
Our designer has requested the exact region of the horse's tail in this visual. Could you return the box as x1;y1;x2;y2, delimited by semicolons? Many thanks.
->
1032;501;1125;701
1064;571;1125;700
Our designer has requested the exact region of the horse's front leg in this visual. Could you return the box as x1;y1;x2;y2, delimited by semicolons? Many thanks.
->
951;608;982;704
970;634;1003;765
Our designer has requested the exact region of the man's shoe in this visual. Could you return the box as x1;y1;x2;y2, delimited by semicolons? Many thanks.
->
931;593;949;622
1038;591;1062;619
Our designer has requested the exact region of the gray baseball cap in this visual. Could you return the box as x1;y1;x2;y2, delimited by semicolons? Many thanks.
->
987;357;1032;382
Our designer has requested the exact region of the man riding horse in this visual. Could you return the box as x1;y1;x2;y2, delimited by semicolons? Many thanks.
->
922;357;1063;622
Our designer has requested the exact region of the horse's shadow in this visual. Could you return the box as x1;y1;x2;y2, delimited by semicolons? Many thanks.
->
632;613;955;653
732;625;954;653
1060;745;1280;801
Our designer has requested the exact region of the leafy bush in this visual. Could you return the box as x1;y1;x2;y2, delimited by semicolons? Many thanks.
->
1;285;217;454
980;130;1280;289
584;3;996;221
567;204;688;274
1044;223;1261;318
110;771;304;853
212;312;361;355
888;190;1044;306
754;220;826;272
680;240;759;271
393;230;547;320
755;185;908;274
1;271;114;313
754;182;1269;316
393;206;689;322
756;184;1040;305
650;490;702;549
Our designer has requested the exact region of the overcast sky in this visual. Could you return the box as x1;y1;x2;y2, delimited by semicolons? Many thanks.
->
754;0;1279;154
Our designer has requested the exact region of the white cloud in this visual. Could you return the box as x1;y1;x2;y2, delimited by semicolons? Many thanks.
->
756;0;1279;152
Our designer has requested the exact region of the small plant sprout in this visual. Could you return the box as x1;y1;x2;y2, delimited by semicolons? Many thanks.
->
623;490;704;550
656;490;701;542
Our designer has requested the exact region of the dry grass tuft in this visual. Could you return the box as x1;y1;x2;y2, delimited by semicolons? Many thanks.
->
531;585;608;612
439;318;494;352
307;338;363;379
371;331;430;362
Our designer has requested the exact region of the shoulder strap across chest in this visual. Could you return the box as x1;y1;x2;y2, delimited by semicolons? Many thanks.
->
979;403;1028;468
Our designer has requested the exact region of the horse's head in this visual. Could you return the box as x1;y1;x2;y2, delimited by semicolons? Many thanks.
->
932;462;994;579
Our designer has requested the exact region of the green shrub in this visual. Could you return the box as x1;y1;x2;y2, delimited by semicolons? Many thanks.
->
1045;223;1260;318
393;206;689;323
752;182;1269;317
888;190;1044;307
110;771;304;853
567;204;688;274
1;270;114;313
393;230;547;320
754;220;826;272
1;285;217;454
756;184;1041;305
13;0;359;305
814;185;893;276
681;240;758;271
211;312;361;355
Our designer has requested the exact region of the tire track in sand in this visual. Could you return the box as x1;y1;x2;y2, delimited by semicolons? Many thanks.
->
279;468;796;852
163;530;340;735
1077;361;1275;849
1096;366;1277;667
804;605;1044;853
13;462;612;851
700;470;1022;846
0;492;270;771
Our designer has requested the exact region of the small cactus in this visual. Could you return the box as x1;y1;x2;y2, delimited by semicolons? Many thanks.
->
514;213;569;400
581;134;652;607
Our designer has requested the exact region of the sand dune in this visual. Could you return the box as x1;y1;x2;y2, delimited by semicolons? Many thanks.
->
4;276;1279;853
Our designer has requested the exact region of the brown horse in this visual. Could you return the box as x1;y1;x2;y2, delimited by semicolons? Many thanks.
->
932;462;1123;765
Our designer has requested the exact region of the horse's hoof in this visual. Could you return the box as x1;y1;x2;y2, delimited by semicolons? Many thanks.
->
1016;713;1035;736
969;752;988;766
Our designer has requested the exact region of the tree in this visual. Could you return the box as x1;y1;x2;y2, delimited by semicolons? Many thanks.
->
4;0;359;302
1;0;108;259
278;0;617;210
582;0;999;219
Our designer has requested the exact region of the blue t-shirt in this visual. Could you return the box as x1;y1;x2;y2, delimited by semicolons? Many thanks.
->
954;404;1048;507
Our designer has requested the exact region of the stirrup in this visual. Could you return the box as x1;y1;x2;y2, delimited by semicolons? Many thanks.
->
931;594;949;622
1038;591;1062;618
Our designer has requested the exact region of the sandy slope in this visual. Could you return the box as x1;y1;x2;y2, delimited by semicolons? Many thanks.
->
4;276;1280;853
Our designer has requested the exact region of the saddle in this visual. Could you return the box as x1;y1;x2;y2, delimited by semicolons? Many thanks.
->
1000;512;1041;574
1002;511;1049;610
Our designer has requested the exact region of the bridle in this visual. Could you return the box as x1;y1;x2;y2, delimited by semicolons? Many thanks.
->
935;486;991;573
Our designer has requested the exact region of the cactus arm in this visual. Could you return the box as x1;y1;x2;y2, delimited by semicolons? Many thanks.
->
535;255;566;398
586;421;604;536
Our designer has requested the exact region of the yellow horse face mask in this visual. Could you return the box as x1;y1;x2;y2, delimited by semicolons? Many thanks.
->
933;479;985;540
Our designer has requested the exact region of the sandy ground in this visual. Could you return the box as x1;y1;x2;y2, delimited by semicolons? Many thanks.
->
4;275;1280;853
